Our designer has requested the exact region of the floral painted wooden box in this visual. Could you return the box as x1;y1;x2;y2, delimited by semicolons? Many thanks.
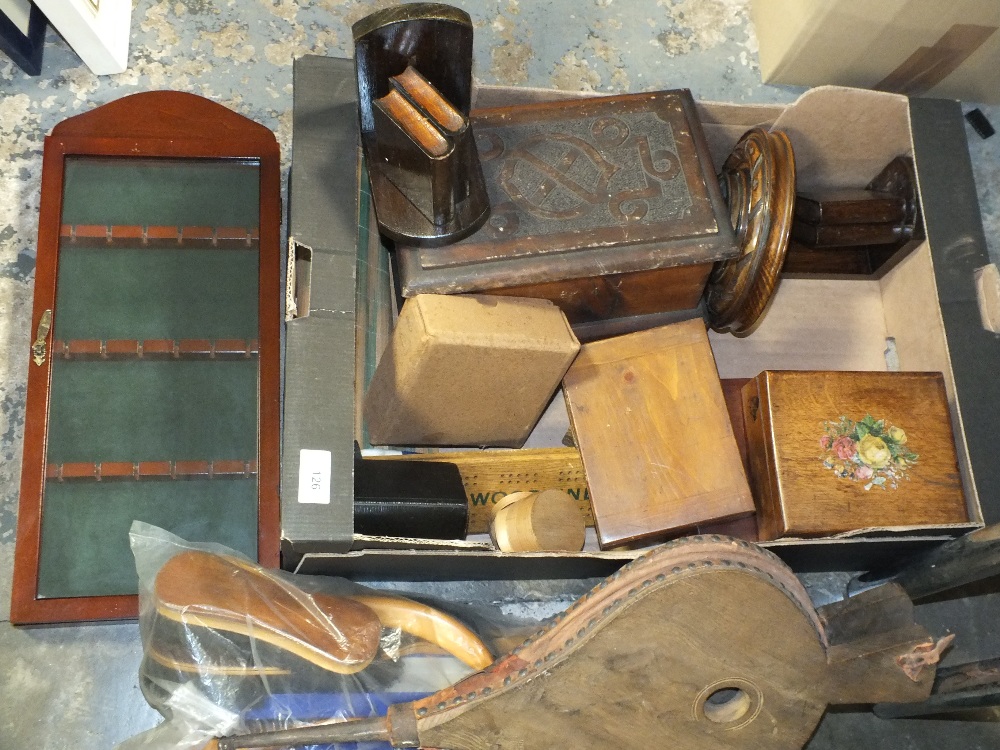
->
741;370;969;541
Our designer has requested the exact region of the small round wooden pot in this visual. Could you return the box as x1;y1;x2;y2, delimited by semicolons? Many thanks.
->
489;490;586;553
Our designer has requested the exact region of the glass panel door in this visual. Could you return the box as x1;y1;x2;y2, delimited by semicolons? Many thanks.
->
38;156;262;598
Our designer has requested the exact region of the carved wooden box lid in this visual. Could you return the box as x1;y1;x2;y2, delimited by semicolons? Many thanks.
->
396;90;736;295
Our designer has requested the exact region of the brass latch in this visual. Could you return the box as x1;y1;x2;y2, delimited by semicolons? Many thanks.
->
32;309;52;366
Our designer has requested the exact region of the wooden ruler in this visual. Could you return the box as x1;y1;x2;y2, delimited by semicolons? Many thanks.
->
369;447;591;534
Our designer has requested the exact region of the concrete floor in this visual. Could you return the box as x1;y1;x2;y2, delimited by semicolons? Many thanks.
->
4;1;1000;748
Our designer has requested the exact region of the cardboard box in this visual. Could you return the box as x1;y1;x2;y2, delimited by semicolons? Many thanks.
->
742;371;968;540
281;56;364;558
752;0;1000;103
284;57;997;576
364;294;580;448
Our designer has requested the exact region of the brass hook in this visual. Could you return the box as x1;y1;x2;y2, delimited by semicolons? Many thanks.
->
31;309;52;366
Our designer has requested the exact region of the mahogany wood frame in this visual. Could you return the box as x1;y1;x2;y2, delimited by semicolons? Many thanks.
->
11;91;282;624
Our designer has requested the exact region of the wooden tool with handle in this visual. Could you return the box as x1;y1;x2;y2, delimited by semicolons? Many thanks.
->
849;523;1000;601
216;534;948;750
848;523;1000;721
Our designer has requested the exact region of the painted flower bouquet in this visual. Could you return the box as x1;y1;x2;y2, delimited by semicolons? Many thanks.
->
819;414;919;490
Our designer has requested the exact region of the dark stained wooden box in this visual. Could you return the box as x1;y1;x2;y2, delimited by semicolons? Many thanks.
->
394;90;737;327
741;371;968;541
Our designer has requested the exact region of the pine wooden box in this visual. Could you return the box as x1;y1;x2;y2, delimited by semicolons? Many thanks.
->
563;319;754;548
741;370;968;541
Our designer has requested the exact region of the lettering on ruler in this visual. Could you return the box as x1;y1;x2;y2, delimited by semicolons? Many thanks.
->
469;488;589;506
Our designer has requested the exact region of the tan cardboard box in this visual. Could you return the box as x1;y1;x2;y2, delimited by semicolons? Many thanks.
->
752;0;1000;103
363;294;580;448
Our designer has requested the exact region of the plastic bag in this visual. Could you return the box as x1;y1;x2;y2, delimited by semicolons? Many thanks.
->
117;522;502;750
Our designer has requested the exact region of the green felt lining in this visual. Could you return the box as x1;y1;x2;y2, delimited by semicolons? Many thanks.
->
52;247;258;341
38;479;258;598
46;359;258;463
61;157;260;228
37;155;265;601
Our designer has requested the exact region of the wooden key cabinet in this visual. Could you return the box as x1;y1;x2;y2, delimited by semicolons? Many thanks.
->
11;91;282;624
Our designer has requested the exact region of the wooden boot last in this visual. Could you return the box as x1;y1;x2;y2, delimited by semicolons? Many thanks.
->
142;549;493;708
151;551;384;674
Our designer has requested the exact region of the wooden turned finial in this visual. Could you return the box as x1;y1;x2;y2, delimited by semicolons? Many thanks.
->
490;490;586;552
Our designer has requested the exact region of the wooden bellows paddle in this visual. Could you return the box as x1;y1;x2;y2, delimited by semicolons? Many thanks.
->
217;535;951;750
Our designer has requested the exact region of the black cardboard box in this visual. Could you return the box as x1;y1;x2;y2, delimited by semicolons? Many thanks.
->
282;56;999;576
281;56;359;561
